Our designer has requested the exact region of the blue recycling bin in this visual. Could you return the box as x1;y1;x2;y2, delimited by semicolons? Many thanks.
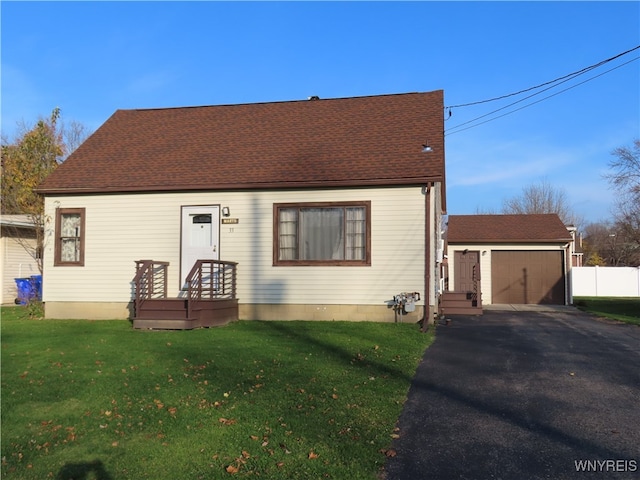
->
31;275;43;301
14;278;37;305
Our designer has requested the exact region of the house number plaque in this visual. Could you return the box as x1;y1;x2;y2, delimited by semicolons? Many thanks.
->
221;218;239;224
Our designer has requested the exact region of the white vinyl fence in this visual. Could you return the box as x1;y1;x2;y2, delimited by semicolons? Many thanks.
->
572;266;640;297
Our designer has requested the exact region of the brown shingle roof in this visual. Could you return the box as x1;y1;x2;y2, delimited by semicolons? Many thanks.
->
38;91;445;194
447;214;572;243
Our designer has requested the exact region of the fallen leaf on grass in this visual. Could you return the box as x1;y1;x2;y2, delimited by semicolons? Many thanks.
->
279;443;291;454
308;451;319;459
218;418;237;426
225;464;239;474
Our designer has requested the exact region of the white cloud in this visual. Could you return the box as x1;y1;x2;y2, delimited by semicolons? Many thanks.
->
444;133;618;223
446;137;577;188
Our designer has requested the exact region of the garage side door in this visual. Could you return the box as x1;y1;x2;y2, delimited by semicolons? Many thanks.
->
491;251;565;304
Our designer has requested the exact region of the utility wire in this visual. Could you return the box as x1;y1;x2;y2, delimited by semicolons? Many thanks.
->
445;63;596;133
446;45;639;109
445;56;639;137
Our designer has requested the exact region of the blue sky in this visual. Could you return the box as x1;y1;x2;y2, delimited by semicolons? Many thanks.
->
2;1;639;225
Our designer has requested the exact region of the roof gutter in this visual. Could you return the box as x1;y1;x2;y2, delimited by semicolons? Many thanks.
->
36;176;445;196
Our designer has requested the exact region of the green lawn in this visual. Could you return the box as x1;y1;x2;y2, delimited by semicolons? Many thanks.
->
1;306;433;479
573;296;640;326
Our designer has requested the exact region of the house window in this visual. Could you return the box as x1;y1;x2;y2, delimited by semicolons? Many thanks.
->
274;201;371;266
54;208;85;266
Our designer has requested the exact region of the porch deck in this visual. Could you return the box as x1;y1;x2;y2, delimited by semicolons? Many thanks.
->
132;259;238;330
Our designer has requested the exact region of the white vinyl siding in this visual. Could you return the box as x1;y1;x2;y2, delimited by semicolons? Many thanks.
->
43;186;427;307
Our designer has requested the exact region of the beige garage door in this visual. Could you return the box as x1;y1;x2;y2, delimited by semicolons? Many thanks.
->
491;251;565;304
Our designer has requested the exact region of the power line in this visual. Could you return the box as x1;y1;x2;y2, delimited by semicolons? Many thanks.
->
446;45;639;110
445;56;639;137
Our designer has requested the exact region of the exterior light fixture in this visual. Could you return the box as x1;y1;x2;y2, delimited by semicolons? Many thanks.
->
222;207;230;217
422;141;433;153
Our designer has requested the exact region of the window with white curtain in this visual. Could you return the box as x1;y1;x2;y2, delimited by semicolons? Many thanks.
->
54;208;85;266
274;202;370;265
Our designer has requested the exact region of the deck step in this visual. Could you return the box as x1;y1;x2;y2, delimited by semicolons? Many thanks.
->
441;291;483;316
135;298;189;320
133;318;197;330
134;298;238;330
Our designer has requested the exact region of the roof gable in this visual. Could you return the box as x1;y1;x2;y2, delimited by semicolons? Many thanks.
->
38;91;445;194
447;214;573;244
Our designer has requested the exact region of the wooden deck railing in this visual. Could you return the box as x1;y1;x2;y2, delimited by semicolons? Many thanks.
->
185;260;238;319
133;259;238;321
133;260;170;317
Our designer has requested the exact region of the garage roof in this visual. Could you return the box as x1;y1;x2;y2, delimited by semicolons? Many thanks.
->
447;214;572;243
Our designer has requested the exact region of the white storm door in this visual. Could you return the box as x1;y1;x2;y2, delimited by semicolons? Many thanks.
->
181;206;220;288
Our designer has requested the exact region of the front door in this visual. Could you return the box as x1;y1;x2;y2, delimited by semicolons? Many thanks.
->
181;206;220;288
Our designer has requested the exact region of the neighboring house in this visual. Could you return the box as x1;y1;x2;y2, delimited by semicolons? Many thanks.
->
443;214;574;313
1;215;40;304
566;225;584;267
36;91;446;327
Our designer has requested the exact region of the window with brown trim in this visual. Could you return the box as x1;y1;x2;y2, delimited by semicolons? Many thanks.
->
273;201;371;266
54;208;85;266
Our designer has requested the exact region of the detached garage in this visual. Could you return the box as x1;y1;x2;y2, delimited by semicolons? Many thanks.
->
445;214;573;308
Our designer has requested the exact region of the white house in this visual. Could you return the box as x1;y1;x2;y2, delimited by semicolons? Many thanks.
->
1;215;40;304
36;91;447;327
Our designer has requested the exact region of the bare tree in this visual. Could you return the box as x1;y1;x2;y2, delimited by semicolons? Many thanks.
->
501;178;583;227
606;139;640;246
61;119;91;161
582;220;640;266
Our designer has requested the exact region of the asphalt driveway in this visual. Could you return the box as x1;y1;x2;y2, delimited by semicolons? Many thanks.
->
384;308;640;480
